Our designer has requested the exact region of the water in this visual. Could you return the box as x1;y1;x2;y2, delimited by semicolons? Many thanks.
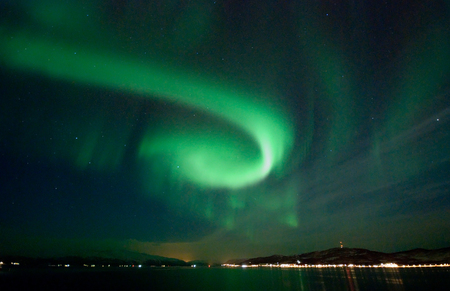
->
1;267;449;290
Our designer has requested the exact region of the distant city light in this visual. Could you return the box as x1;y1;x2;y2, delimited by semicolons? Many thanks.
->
221;263;450;269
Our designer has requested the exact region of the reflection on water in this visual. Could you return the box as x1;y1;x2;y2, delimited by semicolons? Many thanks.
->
238;267;448;291
286;267;449;291
344;267;404;291
1;267;449;290
346;268;358;291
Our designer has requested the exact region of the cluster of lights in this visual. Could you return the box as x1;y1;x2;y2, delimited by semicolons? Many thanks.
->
222;263;450;268
48;264;70;267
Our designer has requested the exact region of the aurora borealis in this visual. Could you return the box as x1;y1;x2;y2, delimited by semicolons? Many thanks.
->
1;1;450;262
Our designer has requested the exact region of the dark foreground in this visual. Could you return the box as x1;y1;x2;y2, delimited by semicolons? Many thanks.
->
1;266;450;290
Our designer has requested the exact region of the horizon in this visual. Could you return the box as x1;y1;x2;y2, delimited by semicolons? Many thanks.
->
1;242;449;263
1;0;449;263
2;245;450;265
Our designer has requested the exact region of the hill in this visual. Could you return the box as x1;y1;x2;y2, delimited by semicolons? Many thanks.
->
0;250;188;268
226;247;450;265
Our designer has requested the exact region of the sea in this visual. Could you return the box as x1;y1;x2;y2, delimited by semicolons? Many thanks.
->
1;267;449;290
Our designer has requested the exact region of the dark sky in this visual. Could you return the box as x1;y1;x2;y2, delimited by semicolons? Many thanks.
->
1;0;449;262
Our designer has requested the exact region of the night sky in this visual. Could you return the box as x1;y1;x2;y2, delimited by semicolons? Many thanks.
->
1;0;450;262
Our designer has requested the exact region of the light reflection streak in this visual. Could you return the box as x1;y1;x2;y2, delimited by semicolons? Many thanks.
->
345;267;358;291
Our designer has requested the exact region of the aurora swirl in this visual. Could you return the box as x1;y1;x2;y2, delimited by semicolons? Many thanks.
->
0;7;294;189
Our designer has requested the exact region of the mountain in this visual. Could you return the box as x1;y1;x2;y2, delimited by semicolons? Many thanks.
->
226;247;450;265
0;250;188;267
88;250;186;265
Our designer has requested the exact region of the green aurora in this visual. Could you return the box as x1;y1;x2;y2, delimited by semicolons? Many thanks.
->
1;1;450;261
0;5;293;190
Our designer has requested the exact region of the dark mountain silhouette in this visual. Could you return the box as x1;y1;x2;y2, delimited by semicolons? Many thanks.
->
0;250;188;268
226;247;450;265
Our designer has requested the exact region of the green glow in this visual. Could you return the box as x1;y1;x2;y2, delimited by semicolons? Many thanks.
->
282;213;298;228
386;25;450;137
229;194;246;209
293;4;356;161
373;24;450;181
223;216;234;230
0;10;293;189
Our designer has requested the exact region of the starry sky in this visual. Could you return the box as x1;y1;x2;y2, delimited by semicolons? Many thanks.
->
1;0;450;262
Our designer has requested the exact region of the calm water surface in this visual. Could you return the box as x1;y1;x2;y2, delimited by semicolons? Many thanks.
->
1;267;449;290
